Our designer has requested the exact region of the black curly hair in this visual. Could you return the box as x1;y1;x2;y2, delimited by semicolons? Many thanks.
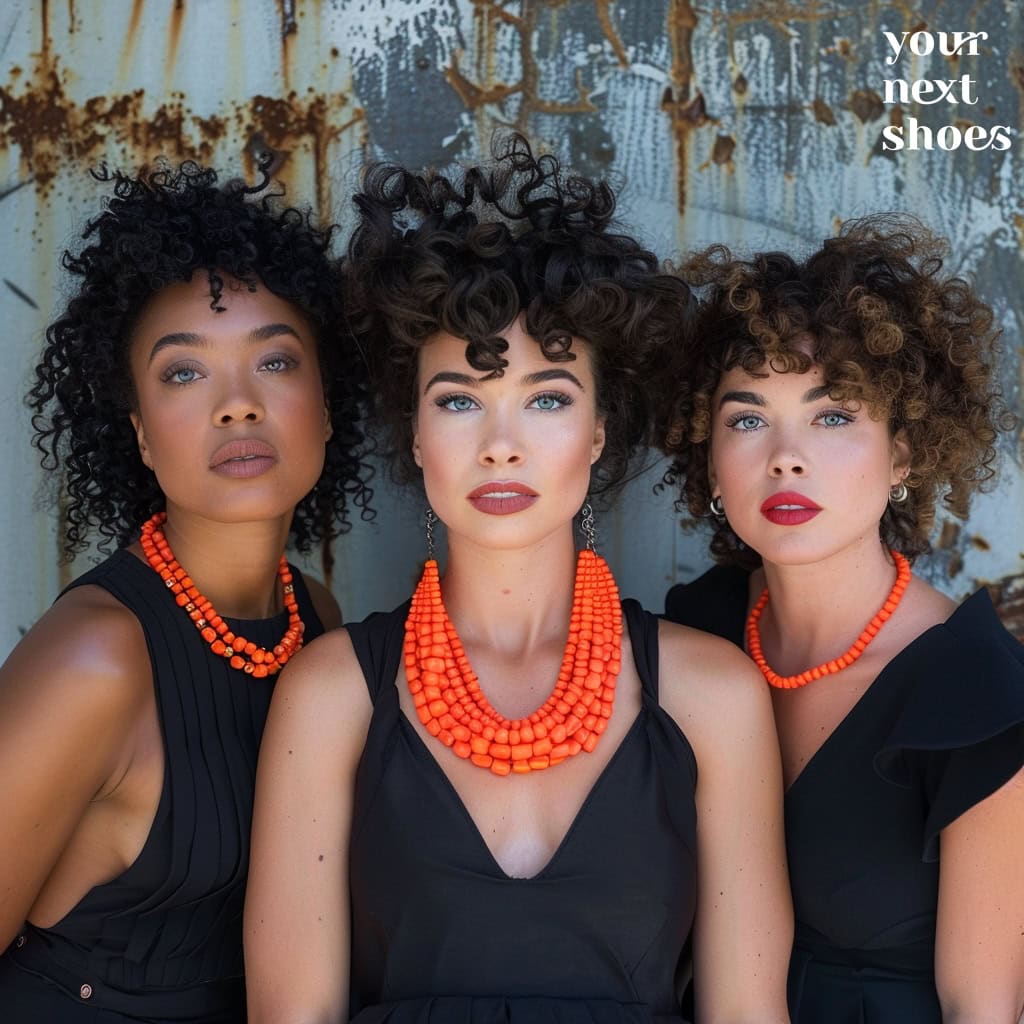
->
29;158;372;558
657;214;1013;568
344;134;692;496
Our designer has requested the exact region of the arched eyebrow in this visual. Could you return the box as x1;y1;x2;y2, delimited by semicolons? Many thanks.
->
422;367;585;395
147;323;300;365
718;384;833;409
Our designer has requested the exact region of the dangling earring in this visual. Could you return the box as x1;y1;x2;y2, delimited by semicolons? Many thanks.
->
425;508;438;561
709;495;725;518
579;501;597;551
889;482;908;505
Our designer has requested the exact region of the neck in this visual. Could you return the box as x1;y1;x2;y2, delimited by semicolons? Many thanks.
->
439;528;581;656
145;504;293;620
756;536;899;676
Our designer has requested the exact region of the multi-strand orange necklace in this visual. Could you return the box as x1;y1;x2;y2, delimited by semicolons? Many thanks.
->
746;549;911;689
404;549;622;776
140;511;304;677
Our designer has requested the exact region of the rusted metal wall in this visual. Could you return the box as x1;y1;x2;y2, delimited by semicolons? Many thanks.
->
2;0;1021;659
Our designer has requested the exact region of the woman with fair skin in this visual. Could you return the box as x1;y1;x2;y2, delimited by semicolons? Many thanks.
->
661;217;1024;1022
0;162;370;1022
246;143;792;1022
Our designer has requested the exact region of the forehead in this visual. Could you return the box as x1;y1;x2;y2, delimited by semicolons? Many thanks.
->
130;276;313;350
715;360;826;395
418;318;594;380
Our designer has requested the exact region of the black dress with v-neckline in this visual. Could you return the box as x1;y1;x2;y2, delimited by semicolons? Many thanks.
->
664;565;1024;1024
346;598;698;1023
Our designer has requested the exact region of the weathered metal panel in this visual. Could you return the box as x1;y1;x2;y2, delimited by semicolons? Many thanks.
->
1;0;1021;660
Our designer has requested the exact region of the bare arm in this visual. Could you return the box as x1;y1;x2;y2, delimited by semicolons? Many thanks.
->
659;621;792;1024
935;765;1024;1023
0;588;149;949
244;628;372;1024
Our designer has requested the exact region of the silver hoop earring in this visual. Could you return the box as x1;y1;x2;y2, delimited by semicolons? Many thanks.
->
579;501;597;551
889;482;908;505
709;495;725;518
425;508;438;561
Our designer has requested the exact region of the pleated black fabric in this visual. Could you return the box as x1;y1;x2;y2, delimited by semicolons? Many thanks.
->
0;547;324;1022
346;599;697;1023
664;568;1024;1024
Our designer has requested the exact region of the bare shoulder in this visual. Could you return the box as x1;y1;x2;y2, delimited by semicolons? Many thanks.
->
656;618;774;758
2;583;151;718
301;574;343;631
267;627;372;744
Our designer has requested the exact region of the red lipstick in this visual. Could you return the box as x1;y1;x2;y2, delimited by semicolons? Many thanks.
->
760;491;821;526
467;480;539;516
209;439;278;478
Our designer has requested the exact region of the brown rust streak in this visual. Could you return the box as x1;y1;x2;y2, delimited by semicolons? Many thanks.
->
446;0;595;139
594;0;629;68
662;0;705;214
983;570;1024;643
166;0;185;80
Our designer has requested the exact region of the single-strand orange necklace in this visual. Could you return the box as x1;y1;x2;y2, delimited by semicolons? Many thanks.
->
140;511;304;677
746;549;911;689
404;549;623;776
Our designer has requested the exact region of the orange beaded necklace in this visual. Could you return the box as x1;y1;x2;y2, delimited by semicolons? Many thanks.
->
745;549;911;689
404;549;623;776
140;511;304;677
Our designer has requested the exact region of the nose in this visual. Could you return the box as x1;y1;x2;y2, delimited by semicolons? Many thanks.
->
213;375;264;426
768;432;806;477
477;408;523;468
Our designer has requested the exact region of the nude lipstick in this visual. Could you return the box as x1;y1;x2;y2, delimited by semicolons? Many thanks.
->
467;481;539;515
209;439;278;478
760;491;821;526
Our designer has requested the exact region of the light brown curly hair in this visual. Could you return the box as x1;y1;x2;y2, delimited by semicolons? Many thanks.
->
657;214;1014;569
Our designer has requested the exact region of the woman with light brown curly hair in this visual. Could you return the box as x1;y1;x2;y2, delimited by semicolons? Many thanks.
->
659;215;1024;1023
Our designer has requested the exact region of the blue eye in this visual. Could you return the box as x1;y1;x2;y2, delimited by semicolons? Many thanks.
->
261;355;295;373
727;412;765;431
530;391;572;411
437;393;478;412
818;410;854;428
162;364;202;386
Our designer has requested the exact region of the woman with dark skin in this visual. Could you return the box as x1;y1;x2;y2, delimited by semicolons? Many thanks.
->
659;217;1024;1023
245;141;793;1024
0;161;370;1022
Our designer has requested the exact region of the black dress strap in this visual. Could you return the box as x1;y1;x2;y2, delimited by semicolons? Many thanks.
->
347;602;409;705
622;598;661;702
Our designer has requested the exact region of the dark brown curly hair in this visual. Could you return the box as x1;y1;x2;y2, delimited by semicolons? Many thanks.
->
657;214;1013;569
344;134;692;497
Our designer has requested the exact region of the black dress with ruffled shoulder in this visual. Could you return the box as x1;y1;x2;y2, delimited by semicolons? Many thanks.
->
346;598;698;1023
0;548;324;1022
664;566;1024;1024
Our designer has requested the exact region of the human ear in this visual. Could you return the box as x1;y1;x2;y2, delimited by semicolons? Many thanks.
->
129;411;154;470
589;415;607;465
412;425;423;469
323;402;333;442
890;427;912;484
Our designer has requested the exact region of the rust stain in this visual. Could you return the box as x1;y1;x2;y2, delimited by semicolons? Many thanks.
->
1013;213;1024;251
594;0;629;68
733;73;748;95
40;0;51;59
947;549;964;577
67;0;75;34
446;0;595;139
812;97;836;125
970;535;991;551
983;571;1024;643
848;88;884;123
937;520;961;549
662;0;705;214
118;0;145;82
710;133;735;165
0;50;357;205
166;0;186;82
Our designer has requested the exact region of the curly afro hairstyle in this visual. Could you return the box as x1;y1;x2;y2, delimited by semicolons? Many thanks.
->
344;134;692;497
658;214;1013;569
29;158;372;559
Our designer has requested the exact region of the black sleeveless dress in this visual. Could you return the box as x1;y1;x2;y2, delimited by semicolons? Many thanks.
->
0;547;324;1022
664;566;1024;1024
346;598;698;1023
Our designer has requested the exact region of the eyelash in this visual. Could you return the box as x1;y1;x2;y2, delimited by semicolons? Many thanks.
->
434;390;575;412
723;408;856;431
159;354;297;386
